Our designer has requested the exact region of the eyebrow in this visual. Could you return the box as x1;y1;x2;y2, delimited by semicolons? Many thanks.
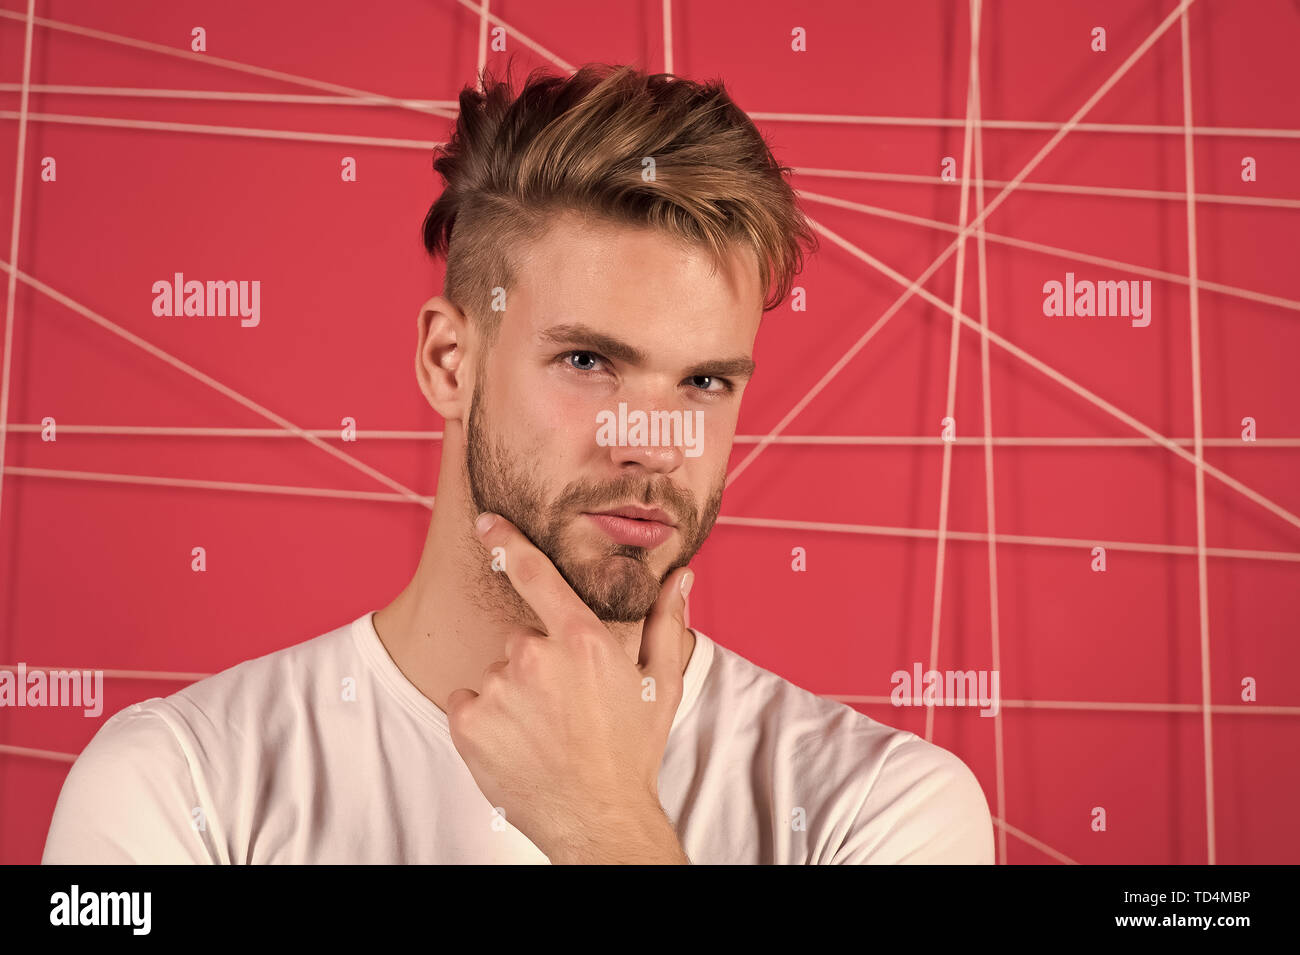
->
538;322;757;381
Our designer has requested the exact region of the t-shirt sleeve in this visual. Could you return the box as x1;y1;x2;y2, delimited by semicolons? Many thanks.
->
832;735;995;864
42;702;218;864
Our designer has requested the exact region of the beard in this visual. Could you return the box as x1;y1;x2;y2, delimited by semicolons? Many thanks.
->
463;367;723;624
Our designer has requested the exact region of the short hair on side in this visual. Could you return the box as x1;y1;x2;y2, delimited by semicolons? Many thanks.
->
420;59;819;351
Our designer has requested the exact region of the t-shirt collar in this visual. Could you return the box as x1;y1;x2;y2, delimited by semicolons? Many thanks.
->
352;610;713;743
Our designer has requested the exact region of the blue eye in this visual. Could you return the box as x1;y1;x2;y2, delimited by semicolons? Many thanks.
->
566;351;602;372
689;375;733;394
559;351;734;394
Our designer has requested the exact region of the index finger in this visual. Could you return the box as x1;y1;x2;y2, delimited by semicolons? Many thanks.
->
475;511;603;640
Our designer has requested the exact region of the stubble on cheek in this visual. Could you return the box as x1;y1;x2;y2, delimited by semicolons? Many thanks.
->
464;375;726;623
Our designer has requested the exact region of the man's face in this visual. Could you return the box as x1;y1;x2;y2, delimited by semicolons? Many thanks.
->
464;212;763;624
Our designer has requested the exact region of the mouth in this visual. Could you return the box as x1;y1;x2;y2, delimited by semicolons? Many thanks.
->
587;505;677;527
581;507;677;548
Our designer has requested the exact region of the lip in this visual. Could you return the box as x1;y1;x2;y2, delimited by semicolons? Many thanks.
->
582;510;676;548
587;505;677;527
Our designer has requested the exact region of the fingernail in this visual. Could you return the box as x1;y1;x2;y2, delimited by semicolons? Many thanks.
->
475;512;497;536
680;570;694;599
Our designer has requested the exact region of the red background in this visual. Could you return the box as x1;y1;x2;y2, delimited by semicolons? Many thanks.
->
1;0;1296;864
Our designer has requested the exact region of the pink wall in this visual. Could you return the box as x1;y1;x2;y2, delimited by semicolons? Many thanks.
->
1;0;1296;864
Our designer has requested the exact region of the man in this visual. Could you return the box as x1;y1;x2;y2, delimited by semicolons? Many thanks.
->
43;63;993;864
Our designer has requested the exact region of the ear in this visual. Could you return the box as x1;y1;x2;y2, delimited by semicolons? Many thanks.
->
415;295;472;420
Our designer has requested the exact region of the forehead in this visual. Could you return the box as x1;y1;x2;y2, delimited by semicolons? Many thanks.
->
508;211;763;341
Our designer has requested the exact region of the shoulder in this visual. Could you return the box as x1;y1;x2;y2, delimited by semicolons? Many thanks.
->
43;615;360;864
694;636;993;864
697;636;905;760
163;615;358;728
843;731;994;863
43;700;212;863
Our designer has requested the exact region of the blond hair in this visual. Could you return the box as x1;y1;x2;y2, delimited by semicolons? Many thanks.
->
421;62;817;348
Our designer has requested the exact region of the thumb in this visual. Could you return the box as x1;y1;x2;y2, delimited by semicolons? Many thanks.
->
638;566;693;681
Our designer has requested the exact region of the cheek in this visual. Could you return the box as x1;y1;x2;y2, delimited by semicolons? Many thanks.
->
699;403;739;460
546;387;608;451
507;386;602;463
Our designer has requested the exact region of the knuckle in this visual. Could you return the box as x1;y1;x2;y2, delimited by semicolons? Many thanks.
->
575;627;610;658
509;634;545;670
448;699;477;735
480;662;507;692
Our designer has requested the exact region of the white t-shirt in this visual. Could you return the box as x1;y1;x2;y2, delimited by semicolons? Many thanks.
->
42;611;994;864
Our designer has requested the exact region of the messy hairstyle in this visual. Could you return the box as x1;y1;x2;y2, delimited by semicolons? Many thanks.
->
421;61;818;350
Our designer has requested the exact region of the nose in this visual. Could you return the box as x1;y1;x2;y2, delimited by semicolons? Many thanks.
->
610;439;683;473
599;403;688;474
